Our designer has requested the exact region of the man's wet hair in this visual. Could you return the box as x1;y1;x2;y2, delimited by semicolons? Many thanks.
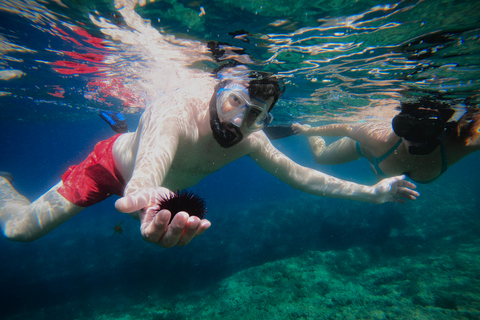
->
214;62;284;111
247;71;284;111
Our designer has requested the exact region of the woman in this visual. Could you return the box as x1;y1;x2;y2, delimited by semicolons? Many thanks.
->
292;98;480;183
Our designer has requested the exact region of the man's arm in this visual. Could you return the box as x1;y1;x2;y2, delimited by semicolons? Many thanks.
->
113;106;210;247
125;111;180;196
113;108;180;220
249;134;418;203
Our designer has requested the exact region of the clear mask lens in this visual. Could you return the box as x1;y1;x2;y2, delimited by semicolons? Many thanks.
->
216;88;272;132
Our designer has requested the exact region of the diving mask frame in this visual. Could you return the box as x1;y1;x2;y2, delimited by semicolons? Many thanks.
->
216;86;273;133
392;110;452;155
392;112;447;143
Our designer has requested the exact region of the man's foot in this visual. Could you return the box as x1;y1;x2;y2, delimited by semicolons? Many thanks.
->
0;171;13;183
0;172;30;209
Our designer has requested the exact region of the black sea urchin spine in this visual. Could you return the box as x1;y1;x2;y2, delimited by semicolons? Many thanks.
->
156;190;207;222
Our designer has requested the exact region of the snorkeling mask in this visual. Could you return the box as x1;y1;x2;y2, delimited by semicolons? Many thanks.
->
392;111;447;155
216;86;273;133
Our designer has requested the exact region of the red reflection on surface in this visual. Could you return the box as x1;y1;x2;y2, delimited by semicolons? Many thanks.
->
52;61;100;74
51;24;82;46
64;52;105;63
46;85;65;98
71;26;105;49
50;25;107;75
49;24;143;110
87;78;144;109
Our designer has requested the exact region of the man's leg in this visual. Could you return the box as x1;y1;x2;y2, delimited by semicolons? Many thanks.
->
0;178;83;241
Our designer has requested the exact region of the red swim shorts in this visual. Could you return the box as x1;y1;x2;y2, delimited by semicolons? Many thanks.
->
58;134;126;207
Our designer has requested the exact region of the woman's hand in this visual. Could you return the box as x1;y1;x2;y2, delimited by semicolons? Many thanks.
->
292;123;311;135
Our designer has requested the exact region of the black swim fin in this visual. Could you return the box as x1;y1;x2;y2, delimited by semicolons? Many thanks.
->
264;125;296;140
99;111;128;133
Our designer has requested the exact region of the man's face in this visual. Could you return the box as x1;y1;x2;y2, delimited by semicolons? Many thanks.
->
216;83;274;133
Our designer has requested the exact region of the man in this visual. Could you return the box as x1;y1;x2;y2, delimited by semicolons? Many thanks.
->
0;71;418;248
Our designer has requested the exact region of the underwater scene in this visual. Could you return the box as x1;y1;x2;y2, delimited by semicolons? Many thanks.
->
1;0;480;319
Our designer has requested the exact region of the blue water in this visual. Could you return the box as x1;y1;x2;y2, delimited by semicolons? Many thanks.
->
2;119;479;318
1;0;480;319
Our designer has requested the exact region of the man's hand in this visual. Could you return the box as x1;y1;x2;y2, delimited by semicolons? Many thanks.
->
372;175;420;204
115;187;211;247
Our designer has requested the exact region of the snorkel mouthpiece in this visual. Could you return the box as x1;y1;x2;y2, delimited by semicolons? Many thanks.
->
211;118;244;148
209;86;244;148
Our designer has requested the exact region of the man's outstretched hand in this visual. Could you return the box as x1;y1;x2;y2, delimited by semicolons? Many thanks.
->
373;175;420;204
115;187;211;247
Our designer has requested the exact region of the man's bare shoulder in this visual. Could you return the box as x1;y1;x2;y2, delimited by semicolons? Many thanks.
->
243;131;275;155
147;92;196;115
142;91;209;132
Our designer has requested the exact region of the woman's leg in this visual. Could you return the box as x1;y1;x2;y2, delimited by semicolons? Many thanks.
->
0;177;83;241
308;136;362;165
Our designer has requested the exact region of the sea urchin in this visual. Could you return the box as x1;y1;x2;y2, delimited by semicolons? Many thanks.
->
156;190;207;223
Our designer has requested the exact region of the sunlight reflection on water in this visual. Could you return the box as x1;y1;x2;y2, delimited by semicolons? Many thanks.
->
0;0;479;124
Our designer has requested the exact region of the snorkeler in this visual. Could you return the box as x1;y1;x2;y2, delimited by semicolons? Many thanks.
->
0;68;419;248
292;98;480;183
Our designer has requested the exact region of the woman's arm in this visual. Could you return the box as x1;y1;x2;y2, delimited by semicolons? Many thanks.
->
292;123;354;137
292;122;392;149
